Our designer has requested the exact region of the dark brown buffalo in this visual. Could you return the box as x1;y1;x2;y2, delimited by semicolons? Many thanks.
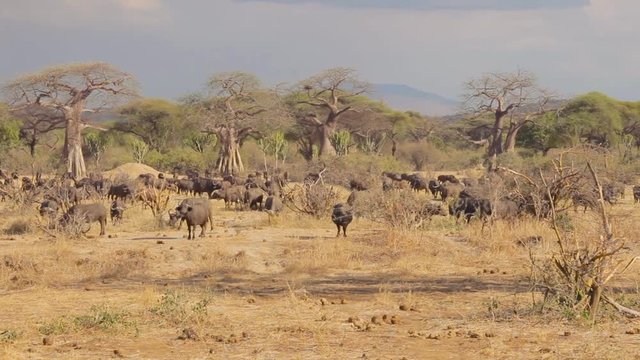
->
331;203;353;237
110;199;125;225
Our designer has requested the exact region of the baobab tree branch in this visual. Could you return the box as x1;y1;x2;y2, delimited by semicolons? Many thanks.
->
298;100;330;108
336;106;352;117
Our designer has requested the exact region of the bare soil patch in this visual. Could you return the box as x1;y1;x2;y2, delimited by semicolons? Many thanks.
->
102;163;161;179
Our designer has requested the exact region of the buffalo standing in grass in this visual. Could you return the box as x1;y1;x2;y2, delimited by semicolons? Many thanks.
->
332;203;353;237
428;180;440;198
39;199;60;218
449;197;491;224
110;199;126;225
634;185;640;203
264;195;284;224
172;198;213;239
61;203;108;236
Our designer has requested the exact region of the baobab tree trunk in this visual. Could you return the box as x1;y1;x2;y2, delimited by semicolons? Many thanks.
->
488;111;506;157
216;128;244;175
312;123;337;157
504;119;532;153
62;104;87;179
504;124;521;153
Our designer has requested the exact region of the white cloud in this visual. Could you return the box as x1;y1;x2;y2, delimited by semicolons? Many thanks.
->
0;0;169;28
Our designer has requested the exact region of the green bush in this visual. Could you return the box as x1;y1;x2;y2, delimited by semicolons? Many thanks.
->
149;290;211;326
39;305;137;335
145;148;212;173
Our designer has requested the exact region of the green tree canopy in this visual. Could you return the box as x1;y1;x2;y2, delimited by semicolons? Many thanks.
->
115;98;192;153
0;103;21;151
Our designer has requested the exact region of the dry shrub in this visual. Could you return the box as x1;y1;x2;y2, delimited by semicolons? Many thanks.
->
0;329;18;343
58;211;93;239
39;305;137;336
352;189;445;231
461;217;555;255
511;155;640;322
3;219;33;235
283;153;406;186
135;186;172;228
148;289;212;327
284;183;340;218
0;254;40;290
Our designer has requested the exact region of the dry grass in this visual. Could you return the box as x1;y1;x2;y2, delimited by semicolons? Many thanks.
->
0;240;149;290
282;237;366;274
193;243;249;274
461;217;556;255
3;219;33;235
1;177;640;359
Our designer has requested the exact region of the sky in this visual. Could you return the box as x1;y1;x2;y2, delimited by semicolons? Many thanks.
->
1;0;639;102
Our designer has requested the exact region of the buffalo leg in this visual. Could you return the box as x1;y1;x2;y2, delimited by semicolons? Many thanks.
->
343;225;348;237
199;224;206;237
99;219;106;236
335;224;341;237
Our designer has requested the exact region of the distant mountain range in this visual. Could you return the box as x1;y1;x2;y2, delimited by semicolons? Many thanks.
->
370;83;459;117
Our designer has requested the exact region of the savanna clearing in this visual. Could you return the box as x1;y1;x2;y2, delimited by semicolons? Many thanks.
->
1;179;640;360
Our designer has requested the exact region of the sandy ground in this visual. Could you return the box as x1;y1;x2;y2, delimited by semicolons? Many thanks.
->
1;194;640;360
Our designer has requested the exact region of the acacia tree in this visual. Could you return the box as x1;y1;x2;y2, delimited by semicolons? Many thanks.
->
463;70;552;161
0;104;21;157
293;68;370;157
83;132;111;170
115;98;188;152
184;132;217;154
2;62;138;179
184;72;284;175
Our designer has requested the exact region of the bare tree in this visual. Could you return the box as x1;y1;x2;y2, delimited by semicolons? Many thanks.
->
12;105;65;157
2;62;138;179
294;68;370;157
184;72;285;175
463;70;552;163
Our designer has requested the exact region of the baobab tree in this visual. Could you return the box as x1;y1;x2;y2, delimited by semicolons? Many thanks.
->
294;67;371;157
183;72;285;175
463;70;552;162
2;62;138;178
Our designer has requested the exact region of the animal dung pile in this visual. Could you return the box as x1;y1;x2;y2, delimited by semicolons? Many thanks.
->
102;163;161;180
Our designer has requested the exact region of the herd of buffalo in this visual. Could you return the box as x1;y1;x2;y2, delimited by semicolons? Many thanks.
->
0;166;638;239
